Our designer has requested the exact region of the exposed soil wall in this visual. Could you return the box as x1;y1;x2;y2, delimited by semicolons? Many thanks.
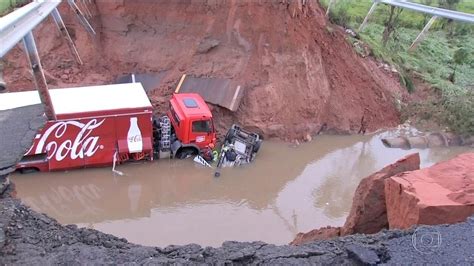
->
3;0;405;139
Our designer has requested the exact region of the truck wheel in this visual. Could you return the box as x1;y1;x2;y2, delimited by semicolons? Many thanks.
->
225;130;234;143
253;141;261;153
176;148;196;159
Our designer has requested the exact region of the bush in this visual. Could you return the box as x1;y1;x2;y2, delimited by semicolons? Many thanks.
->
400;73;415;93
442;89;474;135
326;0;351;27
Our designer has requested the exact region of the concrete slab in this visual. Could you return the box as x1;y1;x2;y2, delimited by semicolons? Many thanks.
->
176;75;243;112
0;104;46;176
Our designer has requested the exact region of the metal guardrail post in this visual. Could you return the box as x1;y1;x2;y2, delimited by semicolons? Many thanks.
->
409;16;438;52
359;1;380;32
325;0;336;17
22;32;57;120
67;0;96;36
50;8;83;65
79;0;93;19
0;61;5;91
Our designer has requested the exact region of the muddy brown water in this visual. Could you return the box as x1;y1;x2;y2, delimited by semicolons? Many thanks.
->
11;132;473;247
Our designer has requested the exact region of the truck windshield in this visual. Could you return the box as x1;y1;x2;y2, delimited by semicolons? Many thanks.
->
192;120;211;133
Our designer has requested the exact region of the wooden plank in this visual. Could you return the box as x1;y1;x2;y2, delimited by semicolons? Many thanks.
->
175;74;186;94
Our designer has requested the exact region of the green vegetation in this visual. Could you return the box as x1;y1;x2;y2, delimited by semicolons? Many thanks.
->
320;0;473;134
0;0;28;16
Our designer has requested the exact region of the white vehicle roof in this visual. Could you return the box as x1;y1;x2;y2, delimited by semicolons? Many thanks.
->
0;83;152;114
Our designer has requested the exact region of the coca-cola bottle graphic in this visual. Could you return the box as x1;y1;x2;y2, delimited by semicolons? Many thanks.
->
127;117;143;153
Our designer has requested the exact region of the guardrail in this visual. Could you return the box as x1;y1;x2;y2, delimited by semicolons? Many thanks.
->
0;0;94;120
0;1;60;58
378;0;474;24
353;0;474;50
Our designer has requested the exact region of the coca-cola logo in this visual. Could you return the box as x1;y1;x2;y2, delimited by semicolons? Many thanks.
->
128;135;142;143
33;119;106;161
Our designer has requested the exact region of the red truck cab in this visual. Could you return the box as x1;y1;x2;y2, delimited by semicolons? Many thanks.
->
167;93;217;158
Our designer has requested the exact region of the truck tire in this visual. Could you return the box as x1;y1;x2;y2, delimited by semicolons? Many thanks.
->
225;129;235;143
176;148;197;159
253;141;261;153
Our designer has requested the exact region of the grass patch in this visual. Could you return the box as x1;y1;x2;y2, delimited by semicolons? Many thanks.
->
0;0;28;16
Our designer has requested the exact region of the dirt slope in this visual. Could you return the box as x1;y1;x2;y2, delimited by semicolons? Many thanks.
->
3;0;405;139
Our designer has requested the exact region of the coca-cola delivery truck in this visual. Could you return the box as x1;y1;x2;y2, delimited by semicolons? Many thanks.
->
0;82;216;172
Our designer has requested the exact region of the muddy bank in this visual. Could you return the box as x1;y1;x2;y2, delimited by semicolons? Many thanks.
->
3;0;405;139
382;130;474;149
1;185;473;265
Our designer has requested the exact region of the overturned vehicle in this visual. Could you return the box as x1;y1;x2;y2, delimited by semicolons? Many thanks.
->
214;124;262;177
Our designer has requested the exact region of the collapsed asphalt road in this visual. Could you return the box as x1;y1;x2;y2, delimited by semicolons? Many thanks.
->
1;183;473;264
0;104;46;176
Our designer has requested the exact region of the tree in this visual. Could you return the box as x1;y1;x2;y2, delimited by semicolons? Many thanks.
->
438;0;461;10
382;6;403;47
438;0;461;36
449;48;469;83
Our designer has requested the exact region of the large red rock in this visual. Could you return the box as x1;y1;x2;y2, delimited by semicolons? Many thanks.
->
385;153;474;229
290;226;341;245
291;153;420;245
340;153;420;235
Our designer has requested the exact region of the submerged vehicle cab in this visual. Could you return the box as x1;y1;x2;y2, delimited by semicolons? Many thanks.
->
155;93;217;159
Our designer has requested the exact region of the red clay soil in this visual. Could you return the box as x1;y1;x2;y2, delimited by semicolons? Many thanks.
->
2;0;406;140
385;152;474;229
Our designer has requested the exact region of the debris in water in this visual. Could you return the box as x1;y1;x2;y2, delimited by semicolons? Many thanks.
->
193;155;212;168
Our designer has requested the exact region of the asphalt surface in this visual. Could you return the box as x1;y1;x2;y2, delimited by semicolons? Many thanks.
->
0;104;46;176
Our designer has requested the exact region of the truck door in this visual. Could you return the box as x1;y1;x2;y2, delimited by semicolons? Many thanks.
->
189;119;212;149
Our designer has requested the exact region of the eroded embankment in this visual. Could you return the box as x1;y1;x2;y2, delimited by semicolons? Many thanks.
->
3;0;405;139
1;184;473;264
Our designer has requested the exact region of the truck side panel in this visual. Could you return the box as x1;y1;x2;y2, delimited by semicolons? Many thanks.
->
19;111;153;171
115;112;153;158
81;117;118;168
